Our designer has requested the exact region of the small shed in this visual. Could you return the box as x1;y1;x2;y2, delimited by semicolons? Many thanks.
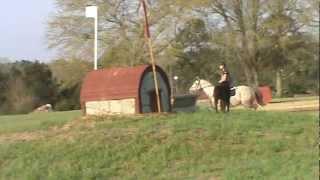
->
80;65;171;115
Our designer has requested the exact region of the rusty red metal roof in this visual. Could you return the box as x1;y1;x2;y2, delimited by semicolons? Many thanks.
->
80;65;150;104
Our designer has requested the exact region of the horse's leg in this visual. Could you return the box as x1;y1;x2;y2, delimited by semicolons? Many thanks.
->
253;101;258;110
222;85;229;113
244;99;258;110
226;86;231;112
220;100;225;113
221;92;227;113
214;97;219;113
209;97;215;109
226;99;230;112
224;100;228;113
213;88;219;113
249;97;258;110
227;95;231;112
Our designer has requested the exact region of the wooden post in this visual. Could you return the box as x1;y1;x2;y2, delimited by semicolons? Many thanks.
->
141;0;161;113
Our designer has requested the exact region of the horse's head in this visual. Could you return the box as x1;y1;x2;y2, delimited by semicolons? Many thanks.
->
189;77;203;94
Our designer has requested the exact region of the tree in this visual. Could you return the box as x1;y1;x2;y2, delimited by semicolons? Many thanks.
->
5;76;35;114
47;0;318;96
169;18;224;92
50;59;91;110
21;61;57;105
47;0;181;67
0;68;9;113
257;0;318;96
175;0;317;87
0;61;58;114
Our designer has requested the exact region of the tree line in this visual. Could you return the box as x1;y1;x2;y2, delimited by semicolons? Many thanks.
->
0;60;91;114
48;0;319;94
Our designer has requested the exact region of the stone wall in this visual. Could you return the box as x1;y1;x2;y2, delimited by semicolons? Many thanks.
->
85;99;136;115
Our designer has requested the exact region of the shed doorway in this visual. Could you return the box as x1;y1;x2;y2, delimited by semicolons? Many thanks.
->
148;90;162;113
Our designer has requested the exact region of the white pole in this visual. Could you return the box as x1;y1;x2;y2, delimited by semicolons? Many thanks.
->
94;14;98;70
85;5;98;70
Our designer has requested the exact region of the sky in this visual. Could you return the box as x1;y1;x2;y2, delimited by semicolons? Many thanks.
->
0;0;56;62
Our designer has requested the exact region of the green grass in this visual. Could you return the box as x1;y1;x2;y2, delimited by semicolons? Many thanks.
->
0;111;81;134
0;110;318;179
271;96;318;103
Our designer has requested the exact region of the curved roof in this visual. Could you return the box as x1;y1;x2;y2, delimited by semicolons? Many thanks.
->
80;65;167;103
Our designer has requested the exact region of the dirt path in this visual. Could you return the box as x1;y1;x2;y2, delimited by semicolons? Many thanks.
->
261;99;318;112
198;98;319;112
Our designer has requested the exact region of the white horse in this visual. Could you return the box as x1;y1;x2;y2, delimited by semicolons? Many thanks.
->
189;79;264;110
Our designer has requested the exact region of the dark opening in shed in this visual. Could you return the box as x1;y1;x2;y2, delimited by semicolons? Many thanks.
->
80;65;171;115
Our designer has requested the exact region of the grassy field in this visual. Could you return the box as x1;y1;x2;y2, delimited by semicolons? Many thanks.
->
0;109;318;179
0;111;81;134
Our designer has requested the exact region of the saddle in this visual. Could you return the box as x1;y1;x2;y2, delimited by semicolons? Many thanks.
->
230;87;236;96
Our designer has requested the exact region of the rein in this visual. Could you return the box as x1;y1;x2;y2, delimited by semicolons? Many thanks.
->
195;80;214;90
200;85;214;89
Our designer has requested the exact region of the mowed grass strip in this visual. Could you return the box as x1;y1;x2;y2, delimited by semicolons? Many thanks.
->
0;110;318;179
0;111;81;134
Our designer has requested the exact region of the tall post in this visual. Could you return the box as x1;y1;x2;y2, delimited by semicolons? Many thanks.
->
85;5;98;70
141;0;161;113
94;14;98;70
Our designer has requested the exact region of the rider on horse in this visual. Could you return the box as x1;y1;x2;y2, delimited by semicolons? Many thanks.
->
214;62;233;112
218;62;231;90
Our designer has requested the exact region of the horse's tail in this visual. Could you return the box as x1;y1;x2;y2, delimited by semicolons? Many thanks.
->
254;88;265;106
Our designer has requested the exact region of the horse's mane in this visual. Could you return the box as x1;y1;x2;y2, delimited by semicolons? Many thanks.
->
200;79;214;88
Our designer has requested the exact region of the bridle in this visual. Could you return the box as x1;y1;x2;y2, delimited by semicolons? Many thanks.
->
194;78;213;92
195;79;202;90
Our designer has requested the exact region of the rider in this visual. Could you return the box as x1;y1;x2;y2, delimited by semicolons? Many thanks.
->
218;62;231;89
217;62;233;111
